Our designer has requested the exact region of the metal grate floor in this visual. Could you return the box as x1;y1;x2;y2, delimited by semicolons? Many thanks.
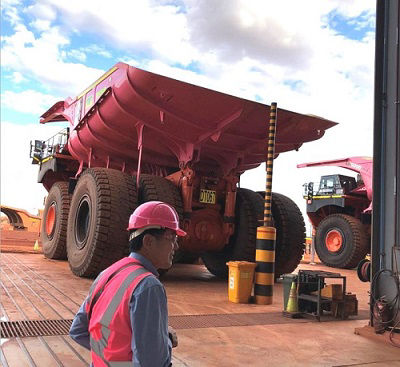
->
1;312;308;338
1;319;73;338
169;312;308;329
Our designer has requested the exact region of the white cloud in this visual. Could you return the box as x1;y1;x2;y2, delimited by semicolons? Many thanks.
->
1;0;23;25
1;90;62;115
68;49;86;62
328;0;375;19
10;71;27;83
30;19;52;31
1;24;105;96
43;0;197;65
2;1;375;104
1;0;21;5
26;2;57;21
186;0;318;68
120;57;142;68
85;45;112;58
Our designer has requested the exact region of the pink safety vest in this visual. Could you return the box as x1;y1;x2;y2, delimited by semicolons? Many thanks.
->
85;257;152;367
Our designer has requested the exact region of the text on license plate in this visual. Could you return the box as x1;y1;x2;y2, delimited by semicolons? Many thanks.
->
199;189;216;204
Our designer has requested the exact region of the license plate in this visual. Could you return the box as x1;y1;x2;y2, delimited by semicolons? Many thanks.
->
199;189;216;204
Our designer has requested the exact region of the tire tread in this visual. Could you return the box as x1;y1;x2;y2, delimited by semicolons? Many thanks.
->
42;181;71;259
315;214;368;269
67;168;137;277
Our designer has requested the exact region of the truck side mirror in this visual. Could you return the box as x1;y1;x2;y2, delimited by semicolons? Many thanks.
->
307;182;314;200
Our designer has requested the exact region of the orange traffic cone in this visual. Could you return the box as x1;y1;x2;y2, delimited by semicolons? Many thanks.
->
286;281;298;312
33;240;39;251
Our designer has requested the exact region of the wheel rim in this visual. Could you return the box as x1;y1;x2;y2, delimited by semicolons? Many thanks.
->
46;203;56;237
325;229;343;252
75;195;91;250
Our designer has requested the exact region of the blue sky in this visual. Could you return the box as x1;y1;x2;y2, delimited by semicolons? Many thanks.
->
1;0;376;229
326;9;375;40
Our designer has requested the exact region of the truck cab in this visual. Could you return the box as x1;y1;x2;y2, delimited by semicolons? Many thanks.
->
317;174;357;196
30;128;70;165
304;174;358;200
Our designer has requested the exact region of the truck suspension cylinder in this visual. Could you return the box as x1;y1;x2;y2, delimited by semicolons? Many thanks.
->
222;173;238;240
255;102;277;305
136;123;145;189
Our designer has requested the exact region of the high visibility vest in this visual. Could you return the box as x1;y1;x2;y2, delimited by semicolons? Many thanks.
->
85;257;152;367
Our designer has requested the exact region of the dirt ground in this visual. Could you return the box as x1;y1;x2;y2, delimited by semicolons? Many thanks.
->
1;251;399;367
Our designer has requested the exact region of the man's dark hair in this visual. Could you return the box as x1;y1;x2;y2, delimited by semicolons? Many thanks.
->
129;228;166;253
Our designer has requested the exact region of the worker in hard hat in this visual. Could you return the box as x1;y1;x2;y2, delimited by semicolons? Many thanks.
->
69;201;186;367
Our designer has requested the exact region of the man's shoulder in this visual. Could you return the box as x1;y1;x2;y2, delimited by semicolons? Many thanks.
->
134;273;163;294
140;273;161;285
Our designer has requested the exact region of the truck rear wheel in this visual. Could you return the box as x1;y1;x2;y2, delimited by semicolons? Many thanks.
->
271;192;306;277
137;174;191;265
67;168;137;277
202;190;305;279
315;214;369;269
138;174;183;215
201;188;263;278
41;182;70;259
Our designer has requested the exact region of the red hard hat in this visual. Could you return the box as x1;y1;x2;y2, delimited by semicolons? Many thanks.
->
127;201;186;237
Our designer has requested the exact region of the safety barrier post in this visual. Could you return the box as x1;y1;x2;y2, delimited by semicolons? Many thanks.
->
254;102;277;305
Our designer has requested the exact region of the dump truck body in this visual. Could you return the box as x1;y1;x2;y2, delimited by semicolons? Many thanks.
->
32;62;336;278
298;157;372;269
41;63;334;175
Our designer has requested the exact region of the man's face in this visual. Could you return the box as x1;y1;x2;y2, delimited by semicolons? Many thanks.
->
147;229;179;270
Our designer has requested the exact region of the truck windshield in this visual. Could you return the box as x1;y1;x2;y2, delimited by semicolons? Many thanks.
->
318;175;340;195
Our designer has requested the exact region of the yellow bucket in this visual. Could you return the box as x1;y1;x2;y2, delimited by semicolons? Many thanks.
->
226;261;257;303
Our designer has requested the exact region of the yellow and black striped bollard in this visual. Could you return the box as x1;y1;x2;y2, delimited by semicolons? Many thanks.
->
255;102;277;305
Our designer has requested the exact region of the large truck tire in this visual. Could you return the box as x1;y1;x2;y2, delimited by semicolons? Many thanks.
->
201;188;263;278
67;168;137;277
175;252;199;264
315;214;369;269
202;190;305;279
137;174;192;264
138;174;183;216
271;192;306;277
41;181;70;260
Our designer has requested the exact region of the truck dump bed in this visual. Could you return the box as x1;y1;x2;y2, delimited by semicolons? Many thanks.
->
41;62;336;175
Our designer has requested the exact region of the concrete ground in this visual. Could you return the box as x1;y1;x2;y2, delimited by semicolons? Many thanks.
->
1;252;399;367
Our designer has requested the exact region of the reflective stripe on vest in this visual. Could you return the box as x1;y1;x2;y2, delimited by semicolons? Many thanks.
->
87;258;152;366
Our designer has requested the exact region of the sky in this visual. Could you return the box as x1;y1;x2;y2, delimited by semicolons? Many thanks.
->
1;0;376;234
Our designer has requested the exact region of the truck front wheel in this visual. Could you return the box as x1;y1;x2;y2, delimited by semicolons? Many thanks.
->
41;182;70;259
315;214;369;269
67;168;137;277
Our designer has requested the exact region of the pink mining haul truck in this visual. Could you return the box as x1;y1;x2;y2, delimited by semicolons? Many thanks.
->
298;157;372;269
30;62;336;278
